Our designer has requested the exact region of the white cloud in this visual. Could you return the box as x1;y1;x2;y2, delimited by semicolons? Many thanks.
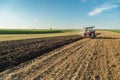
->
88;4;118;16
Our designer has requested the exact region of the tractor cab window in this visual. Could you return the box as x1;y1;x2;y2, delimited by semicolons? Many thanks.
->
89;27;93;30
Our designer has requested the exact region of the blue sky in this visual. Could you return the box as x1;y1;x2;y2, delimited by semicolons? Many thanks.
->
0;0;120;29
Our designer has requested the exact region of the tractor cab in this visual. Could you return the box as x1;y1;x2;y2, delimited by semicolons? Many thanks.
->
83;26;96;38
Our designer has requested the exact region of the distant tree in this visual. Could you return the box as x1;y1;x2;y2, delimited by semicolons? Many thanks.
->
50;27;52;30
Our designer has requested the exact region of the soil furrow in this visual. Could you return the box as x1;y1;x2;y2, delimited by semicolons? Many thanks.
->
0;35;82;72
57;40;97;80
24;39;89;80
38;39;94;80
0;39;89;80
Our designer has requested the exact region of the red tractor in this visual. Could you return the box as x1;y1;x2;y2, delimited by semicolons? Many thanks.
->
83;26;97;38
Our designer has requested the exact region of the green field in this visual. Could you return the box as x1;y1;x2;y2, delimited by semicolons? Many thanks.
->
0;29;77;34
110;30;120;33
0;29;81;41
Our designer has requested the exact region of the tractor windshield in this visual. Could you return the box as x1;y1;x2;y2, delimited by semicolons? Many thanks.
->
84;27;94;32
89;27;94;30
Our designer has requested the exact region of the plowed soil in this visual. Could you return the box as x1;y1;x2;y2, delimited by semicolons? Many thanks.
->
0;35;82;72
0;31;120;80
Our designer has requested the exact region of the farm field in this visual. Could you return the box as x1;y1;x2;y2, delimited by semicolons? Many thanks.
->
0;30;120;80
110;30;120;33
0;29;80;42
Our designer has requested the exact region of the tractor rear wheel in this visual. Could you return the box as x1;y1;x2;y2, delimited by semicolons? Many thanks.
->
90;32;96;38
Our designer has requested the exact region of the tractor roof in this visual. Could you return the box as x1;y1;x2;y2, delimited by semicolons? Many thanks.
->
84;26;95;28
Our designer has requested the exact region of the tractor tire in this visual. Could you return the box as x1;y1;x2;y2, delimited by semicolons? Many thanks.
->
90;33;96;38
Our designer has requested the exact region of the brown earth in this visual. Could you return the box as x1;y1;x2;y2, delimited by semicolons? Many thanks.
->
0;31;120;80
0;35;82;72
